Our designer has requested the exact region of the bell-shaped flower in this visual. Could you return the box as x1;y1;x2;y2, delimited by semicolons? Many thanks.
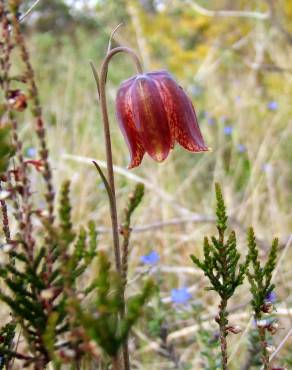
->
116;70;208;169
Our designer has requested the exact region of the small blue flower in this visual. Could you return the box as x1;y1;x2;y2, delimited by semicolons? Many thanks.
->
267;101;278;111
265;291;277;303
171;287;191;304
207;117;215;125
140;251;160;265
224;126;233;136
262;163;272;173
237;144;246;153
26;147;37;158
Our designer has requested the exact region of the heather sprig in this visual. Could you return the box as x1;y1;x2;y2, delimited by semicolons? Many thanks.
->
70;251;154;369
246;227;278;318
0;181;98;369
246;227;279;370
191;183;248;370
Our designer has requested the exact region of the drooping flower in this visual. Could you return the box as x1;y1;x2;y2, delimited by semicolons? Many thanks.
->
140;250;160;265
116;70;208;168
171;287;191;304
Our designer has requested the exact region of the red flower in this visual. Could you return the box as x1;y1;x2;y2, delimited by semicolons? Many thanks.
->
116;70;208;169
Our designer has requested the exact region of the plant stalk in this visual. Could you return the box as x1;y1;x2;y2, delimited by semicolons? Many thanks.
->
218;299;228;370
98;46;143;370
98;46;142;273
258;326;269;370
112;355;123;370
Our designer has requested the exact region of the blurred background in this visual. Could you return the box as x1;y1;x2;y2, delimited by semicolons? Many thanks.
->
19;0;292;368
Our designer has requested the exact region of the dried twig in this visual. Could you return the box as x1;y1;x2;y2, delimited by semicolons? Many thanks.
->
187;0;270;20
19;0;42;22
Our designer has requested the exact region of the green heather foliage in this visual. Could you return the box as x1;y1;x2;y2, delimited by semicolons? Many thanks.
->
191;183;248;370
247;227;278;318
0;181;98;367
0;322;16;369
191;184;247;300
71;251;154;359
246;228;279;370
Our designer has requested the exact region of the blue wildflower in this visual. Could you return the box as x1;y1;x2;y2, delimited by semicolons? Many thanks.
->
224;126;233;136
237;144;246;153
171;287;191;304
262;163;272;173
140;251;160;265
267;101;278;111
207;117;215;125
26;147;37;158
265;291;277;303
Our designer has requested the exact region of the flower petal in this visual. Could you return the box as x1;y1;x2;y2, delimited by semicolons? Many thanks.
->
153;71;208;152
130;75;172;162
116;79;145;169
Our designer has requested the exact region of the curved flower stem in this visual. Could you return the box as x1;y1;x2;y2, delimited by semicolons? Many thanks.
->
98;46;142;273
97;46;143;370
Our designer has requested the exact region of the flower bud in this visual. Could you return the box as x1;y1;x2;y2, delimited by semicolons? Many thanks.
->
0;190;11;201
256;319;269;328
7;90;27;112
2;243;14;252
267;322;279;335
266;345;275;353
261;302;274;314
40;288;55;301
